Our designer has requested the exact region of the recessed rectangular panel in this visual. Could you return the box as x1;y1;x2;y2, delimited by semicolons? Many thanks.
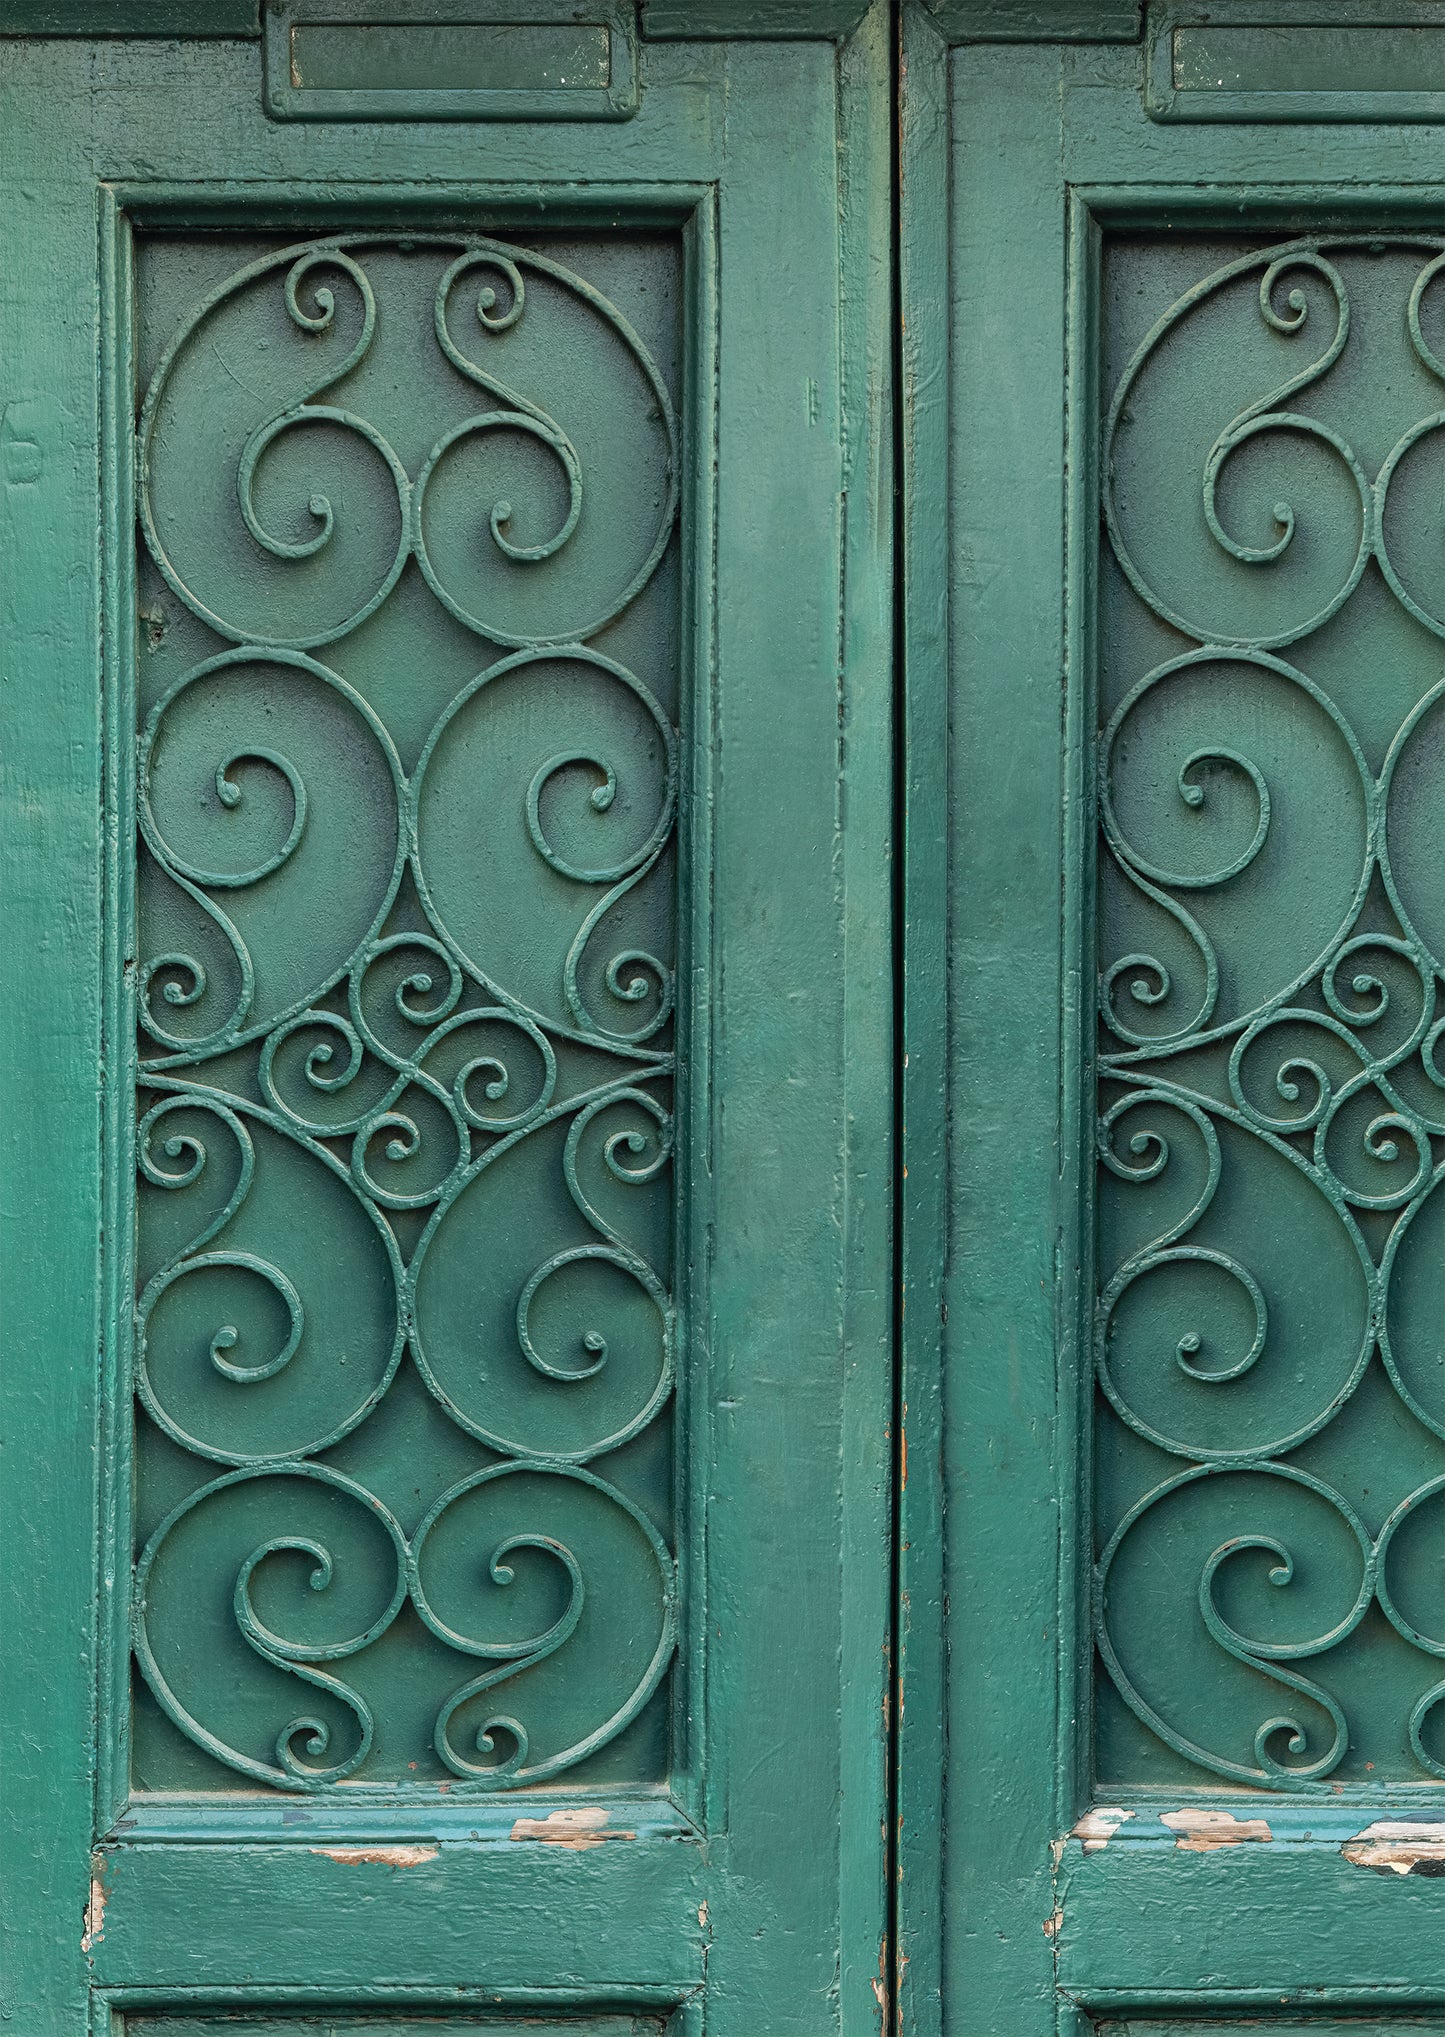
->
1146;11;1445;121
1099;2025;1445;2036
290;23;612;95
1173;24;1445;94
128;228;683;1797
128;2023;666;2037
1094;231;1445;1793
264;4;638;121
1092;2020;1442;2037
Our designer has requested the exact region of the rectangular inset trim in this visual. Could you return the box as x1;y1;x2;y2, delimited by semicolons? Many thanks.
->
264;4;638;121
1147;13;1445;120
1174;22;1445;93
290;21;612;94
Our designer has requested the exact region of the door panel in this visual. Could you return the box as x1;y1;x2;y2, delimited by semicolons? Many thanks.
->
0;12;891;2034
900;5;1445;2034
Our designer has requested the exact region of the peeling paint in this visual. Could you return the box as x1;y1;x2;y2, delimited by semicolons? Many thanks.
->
698;1900;709;1929
80;1860;105;1955
508;1806;635;1849
1042;1908;1063;1939
1342;1819;1445;1876
311;1844;438;1867
1070;1806;1134;1853
1160;1808;1272;1851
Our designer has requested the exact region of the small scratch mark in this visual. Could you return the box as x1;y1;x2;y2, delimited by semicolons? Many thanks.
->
208;337;267;402
509;1806;634;1849
81;1860;105;1953
1342;1820;1445;1876
311;1844;438;1867
1161;1808;1271;1852
1071;1807;1134;1853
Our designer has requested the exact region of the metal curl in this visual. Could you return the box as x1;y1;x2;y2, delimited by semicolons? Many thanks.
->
407;1462;676;1788
134;1464;408;1792
1096;1464;1373;1788
515;1243;666;1385
1103;242;1370;649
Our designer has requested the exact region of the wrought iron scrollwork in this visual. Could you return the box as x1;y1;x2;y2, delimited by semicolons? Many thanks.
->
1097;237;1445;1786
131;234;680;1791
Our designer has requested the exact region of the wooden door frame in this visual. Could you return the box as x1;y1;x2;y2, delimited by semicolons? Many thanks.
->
0;8;895;2033
898;7;1445;2035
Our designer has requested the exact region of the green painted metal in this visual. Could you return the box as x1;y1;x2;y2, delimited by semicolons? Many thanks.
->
900;7;1445;2035
0;12;892;2035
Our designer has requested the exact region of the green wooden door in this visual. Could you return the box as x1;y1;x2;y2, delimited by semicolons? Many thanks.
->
900;4;1445;2034
0;7;892;2034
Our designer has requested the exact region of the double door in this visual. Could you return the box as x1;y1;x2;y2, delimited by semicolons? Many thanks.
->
0;6;1441;2036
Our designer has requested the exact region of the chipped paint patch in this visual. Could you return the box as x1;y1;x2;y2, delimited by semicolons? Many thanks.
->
80;1860;105;1954
509;1806;635;1849
698;1900;709;1930
1042;1908;1063;1939
311;1844;438;1867
1160;1808;1271;1852
1071;1807;1134;1853
1342;1820;1445;1876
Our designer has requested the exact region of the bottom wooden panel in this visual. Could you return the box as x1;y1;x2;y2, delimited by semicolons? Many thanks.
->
127;2020;669;2036
1099;2024;1445;2034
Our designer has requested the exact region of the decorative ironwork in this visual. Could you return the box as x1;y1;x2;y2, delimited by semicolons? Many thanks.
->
1096;237;1445;1788
131;235;679;1791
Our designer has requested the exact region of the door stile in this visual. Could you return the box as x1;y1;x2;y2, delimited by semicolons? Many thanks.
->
0;97;112;2037
895;9;951;2037
835;5;898;2027
98;180;141;1846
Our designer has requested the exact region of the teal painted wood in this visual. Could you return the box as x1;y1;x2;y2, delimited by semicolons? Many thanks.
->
0;16;892;2035
900;11;1445;2036
265;1;640;121
0;3;876;44
895;11;949;2037
639;3;872;37
922;0;1140;40
0;1;258;32
0;74;104;2037
1145;1;1445;122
